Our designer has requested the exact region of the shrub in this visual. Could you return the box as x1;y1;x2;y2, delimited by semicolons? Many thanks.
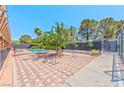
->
31;46;40;49
72;43;78;49
90;49;100;56
87;42;93;47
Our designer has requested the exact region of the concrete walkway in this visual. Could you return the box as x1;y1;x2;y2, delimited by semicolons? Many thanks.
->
62;53;115;87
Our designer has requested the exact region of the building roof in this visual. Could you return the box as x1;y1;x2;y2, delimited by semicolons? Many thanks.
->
0;5;7;12
0;6;11;46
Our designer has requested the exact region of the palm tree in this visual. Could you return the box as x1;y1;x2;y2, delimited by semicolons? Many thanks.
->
34;28;42;37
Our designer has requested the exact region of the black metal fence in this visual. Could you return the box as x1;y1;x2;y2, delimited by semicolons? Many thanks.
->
0;47;11;70
66;41;101;50
66;40;117;52
117;31;124;61
13;44;31;49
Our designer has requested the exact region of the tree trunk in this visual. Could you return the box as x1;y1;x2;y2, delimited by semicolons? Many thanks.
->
86;31;89;41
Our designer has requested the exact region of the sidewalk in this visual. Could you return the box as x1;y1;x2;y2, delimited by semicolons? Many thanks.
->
62;53;114;87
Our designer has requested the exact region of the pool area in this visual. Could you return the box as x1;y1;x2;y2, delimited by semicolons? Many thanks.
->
28;49;48;53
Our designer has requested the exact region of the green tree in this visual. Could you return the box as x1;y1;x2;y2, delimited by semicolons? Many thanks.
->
34;28;42;37
19;35;32;44
51;22;70;52
79;17;124;40
13;40;20;45
37;22;73;52
98;17;114;38
69;26;77;41
80;19;98;41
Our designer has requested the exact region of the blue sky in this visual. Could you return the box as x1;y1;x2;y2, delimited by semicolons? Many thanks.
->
7;5;124;40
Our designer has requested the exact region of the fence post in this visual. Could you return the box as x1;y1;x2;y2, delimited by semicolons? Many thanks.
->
112;54;115;81
122;31;124;62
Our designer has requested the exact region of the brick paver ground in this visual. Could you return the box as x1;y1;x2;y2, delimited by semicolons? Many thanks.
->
13;52;94;87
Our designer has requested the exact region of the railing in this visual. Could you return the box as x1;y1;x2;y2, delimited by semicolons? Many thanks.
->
111;54;124;84
111;54;119;81
0;47;11;70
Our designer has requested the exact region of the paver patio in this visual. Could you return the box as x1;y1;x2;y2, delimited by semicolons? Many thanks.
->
13;52;94;87
2;51;122;87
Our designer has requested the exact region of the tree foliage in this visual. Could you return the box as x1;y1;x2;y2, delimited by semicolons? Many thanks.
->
32;22;77;52
34;28;42;37
80;17;124;40
15;17;124;51
80;19;98;41
19;35;32;44
13;40;20;45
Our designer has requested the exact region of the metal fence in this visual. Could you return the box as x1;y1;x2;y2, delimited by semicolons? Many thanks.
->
0;47;11;70
111;54;124;87
66;40;117;52
13;44;31;49
117;31;124;61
